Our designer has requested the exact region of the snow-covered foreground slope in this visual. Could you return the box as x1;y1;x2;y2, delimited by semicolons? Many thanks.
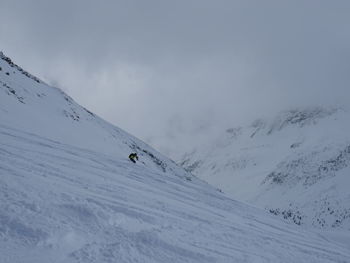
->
3;124;350;263
180;107;350;230
1;52;350;262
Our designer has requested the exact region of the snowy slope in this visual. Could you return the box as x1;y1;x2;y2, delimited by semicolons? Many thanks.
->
180;107;350;230
0;52;182;177
1;52;350;262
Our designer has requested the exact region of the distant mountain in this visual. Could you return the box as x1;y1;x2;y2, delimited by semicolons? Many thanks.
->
180;106;350;230
1;52;349;262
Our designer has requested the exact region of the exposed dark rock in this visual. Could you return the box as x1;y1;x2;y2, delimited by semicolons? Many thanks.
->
0;52;40;83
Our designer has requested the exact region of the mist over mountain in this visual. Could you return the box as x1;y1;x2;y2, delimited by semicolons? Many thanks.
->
179;106;350;231
1;51;350;262
2;1;350;261
2;0;350;154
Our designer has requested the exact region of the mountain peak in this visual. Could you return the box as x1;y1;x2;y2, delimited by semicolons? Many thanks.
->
0;51;41;84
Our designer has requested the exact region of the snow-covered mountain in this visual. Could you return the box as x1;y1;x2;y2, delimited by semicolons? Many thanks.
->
1;52;350;262
180;106;350;230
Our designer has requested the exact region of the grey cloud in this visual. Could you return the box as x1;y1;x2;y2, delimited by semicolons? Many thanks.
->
1;0;350;157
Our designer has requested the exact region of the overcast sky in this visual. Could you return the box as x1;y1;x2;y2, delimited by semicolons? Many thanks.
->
1;0;350;157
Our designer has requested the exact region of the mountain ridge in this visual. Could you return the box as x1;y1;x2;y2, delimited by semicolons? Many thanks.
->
180;106;350;230
1;52;350;262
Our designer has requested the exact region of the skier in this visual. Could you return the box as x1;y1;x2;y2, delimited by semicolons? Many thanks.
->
128;153;139;163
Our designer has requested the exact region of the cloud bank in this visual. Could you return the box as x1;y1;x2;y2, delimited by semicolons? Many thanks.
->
1;0;350;157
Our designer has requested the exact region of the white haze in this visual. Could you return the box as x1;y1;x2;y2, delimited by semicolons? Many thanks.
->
1;0;350;157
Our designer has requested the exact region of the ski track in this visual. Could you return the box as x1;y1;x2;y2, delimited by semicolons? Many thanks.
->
1;125;350;263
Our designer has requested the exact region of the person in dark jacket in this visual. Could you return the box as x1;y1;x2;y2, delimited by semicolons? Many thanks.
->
129;153;139;163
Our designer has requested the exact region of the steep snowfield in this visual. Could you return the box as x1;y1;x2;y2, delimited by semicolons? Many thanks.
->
180;107;350;230
1;52;350;262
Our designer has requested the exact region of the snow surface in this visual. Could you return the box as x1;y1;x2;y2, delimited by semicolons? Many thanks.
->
1;52;350;262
